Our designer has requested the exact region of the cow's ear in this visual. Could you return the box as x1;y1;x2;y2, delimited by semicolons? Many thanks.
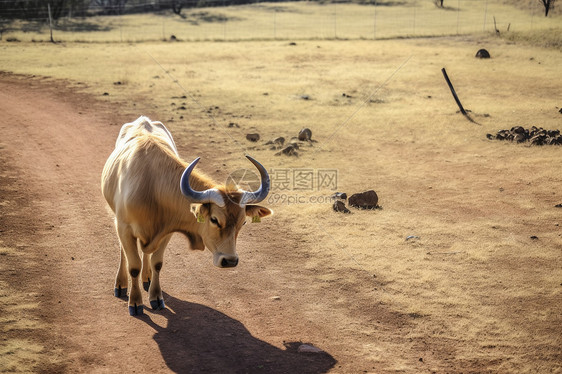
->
245;205;273;218
190;203;201;216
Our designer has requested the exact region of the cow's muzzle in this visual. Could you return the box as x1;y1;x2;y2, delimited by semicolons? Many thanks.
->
214;253;239;268
221;257;239;268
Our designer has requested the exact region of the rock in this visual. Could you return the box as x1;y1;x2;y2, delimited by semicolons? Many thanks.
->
333;200;351;214
265;136;285;147
349;190;379;209
246;133;260;142
555;204;562;208
275;145;298;157
332;192;347;200
297;344;325;354
475;49;490;58
298;128;312;141
270;296;281;301
228;122;239;128
406;235;420;241
490;126;561;146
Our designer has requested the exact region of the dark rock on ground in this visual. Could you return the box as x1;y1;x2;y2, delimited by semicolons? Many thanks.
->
475;49;491;58
246;133;260;142
349;190;379;209
333;200;351;214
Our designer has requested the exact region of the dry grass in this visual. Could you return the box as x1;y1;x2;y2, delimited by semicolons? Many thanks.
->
0;5;561;371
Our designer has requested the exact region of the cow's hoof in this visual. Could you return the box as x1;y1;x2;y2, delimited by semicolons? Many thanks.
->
128;304;144;316
114;287;128;298
143;280;151;292
150;298;165;310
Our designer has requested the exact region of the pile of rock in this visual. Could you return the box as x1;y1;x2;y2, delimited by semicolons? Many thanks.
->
487;126;562;146
333;190;380;214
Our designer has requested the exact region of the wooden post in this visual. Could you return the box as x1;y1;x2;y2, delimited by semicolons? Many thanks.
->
441;67;478;124
48;3;54;43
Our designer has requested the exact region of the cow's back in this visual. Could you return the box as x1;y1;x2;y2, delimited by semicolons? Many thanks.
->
101;117;181;217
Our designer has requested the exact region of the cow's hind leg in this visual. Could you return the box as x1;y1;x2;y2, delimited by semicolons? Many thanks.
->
141;252;152;292
114;244;128;299
117;223;144;316
147;236;171;310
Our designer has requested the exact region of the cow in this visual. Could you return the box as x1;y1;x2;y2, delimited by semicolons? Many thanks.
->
101;116;272;316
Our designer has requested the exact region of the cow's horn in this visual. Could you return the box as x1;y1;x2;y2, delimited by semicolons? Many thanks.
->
180;157;225;207
240;155;270;205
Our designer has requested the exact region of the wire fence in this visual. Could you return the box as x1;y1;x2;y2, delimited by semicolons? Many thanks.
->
0;0;557;42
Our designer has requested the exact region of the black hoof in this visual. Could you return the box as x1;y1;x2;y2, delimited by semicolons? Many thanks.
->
150;298;165;310
143;279;151;292
128;304;144;316
114;287;128;298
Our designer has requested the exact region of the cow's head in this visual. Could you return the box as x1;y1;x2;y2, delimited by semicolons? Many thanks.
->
180;156;272;268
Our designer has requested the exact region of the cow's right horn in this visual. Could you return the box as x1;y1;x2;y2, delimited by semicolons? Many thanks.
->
240;155;270;205
180;157;225;207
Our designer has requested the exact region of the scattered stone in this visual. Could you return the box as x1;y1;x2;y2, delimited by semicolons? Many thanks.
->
102;92;109;96
406;235;420;241
265;136;285;149
289;42;297;46
246;133;260;142
228;122;240;128
270;296;281;301
475;49;491;58
488;126;562;146
300;95;310;100
348;190;379;209
530;236;539;240
297;344;325;354
113;81;123;85
170;34;178;41
298;128;312;141
342;93;352;98
332;192;347;200
275;145;298;157
333;200;351;214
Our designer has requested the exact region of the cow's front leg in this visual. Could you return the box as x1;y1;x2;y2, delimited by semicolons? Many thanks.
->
141;252;152;292
117;224;143;316
148;236;171;310
114;244;128;298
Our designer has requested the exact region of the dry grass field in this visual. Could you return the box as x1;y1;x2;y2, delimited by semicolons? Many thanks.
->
1;1;561;373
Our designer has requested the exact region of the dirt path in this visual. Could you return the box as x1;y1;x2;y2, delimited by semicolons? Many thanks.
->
0;74;342;373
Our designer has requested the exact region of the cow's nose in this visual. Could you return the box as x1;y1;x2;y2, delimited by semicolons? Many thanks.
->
221;257;239;268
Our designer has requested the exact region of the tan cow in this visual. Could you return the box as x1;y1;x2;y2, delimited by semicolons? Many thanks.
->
101;116;272;316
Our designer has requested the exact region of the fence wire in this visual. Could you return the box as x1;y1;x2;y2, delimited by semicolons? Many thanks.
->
0;0;555;42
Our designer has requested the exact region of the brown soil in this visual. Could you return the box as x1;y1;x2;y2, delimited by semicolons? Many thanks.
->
1;72;560;374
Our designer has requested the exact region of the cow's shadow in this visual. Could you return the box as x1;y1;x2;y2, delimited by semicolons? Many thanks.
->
141;293;337;374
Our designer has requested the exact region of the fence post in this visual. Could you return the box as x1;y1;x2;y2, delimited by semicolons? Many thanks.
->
483;0;488;32
48;3;54;43
456;0;461;34
373;0;377;39
334;2;337;39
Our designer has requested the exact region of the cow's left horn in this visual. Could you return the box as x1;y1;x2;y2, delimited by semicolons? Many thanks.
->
240;155;270;205
180;157;225;207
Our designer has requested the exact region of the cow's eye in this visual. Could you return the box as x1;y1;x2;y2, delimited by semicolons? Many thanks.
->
210;217;221;228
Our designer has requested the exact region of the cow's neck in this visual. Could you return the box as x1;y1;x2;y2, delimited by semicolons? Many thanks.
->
141;158;214;254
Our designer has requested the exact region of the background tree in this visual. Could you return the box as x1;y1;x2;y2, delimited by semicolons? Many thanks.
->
539;0;556;16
